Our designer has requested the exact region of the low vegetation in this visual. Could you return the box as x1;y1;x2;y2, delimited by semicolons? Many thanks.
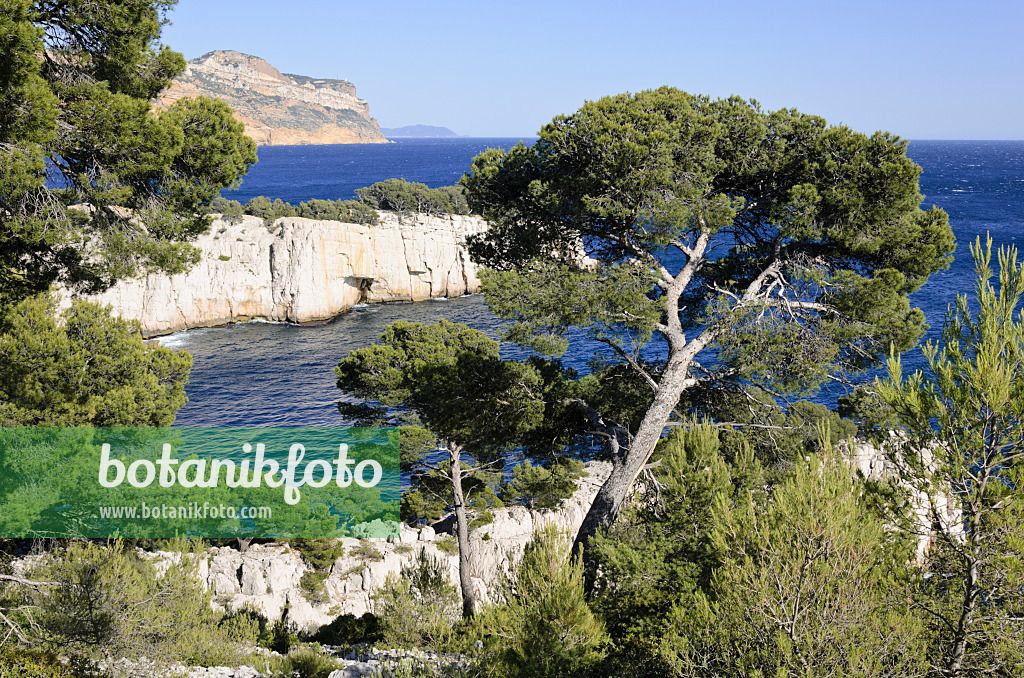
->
208;179;472;226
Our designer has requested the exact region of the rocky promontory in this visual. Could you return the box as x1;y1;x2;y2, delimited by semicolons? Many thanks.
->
69;212;487;337
157;51;388;146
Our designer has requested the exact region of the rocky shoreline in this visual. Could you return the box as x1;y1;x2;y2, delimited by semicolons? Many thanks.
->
64;211;488;337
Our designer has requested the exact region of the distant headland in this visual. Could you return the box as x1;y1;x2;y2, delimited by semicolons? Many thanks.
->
156;50;389;146
380;124;464;138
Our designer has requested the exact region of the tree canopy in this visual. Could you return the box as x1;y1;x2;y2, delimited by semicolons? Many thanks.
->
0;295;190;427
0;0;257;305
462;87;956;558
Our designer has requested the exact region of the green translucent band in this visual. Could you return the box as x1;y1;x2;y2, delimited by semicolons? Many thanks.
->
0;427;399;538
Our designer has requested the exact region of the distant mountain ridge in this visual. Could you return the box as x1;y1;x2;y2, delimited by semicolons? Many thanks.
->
156;50;388;146
380;125;462;138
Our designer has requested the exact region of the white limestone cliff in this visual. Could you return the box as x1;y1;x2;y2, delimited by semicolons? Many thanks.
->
69;212;488;337
195;461;612;630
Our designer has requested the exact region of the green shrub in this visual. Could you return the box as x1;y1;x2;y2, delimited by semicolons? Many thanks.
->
208;196;245;218
434;535;458;555
304;612;382;647
289;539;344;571
0;646;97;678
373;550;459;649
469;525;607;678
502;457;584;510
268;644;340;678
217;254;231;261
264;619;299;655
351;542;383;563
355;179;466;217
300;571;330;605
27;540;254;667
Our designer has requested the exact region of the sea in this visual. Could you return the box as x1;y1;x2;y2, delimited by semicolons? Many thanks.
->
166;138;1024;428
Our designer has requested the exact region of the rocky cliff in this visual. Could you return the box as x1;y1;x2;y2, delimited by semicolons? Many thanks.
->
157;50;388;145
69;212;487;337
161;461;612;629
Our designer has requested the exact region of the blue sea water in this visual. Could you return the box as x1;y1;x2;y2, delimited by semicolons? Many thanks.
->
221;138;534;204
169;139;1024;428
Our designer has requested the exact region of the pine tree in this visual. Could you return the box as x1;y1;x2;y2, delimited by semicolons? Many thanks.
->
877;236;1024;676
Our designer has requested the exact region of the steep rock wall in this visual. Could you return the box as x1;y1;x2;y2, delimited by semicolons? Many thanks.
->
70;212;488;337
156;50;387;146
160;461;612;630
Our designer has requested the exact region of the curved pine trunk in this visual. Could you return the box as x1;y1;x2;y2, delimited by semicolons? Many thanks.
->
573;351;694;579
449;443;479;618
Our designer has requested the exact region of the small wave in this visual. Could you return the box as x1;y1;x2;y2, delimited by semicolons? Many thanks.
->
247;318;288;325
155;332;190;348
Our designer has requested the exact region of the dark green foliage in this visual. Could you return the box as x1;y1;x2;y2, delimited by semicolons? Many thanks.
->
356;179;471;216
0;0;256;304
462;86;955;466
243;196;299;223
268;644;340;678
589;422;763;676
479;262;662;358
837;385;902;440
264;619;299;655
0;646;97;678
305;612;382;647
289;539;345;571
351;542;383;563
0;294;191;426
300;571;330;604
470;525;608;678
502;458;584;509
228;182;469;229
20;540;260;667
296;198;379;224
373;551;461;649
207;196;245;224
336;321;546;514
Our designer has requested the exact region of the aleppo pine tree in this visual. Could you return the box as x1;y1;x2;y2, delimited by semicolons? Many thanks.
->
463;87;955;563
878;236;1024;676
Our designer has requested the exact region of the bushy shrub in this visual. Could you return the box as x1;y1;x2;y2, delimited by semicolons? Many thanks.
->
351;542;383;563
501;457;583;509
373;550;460;649
434;535;458;555
469;525;607;678
233;180;466;229
300;571;330;605
26;540;256;667
289;538;344;571
305;612;382;647
0;646;96;678
207;196;245;218
356;179;469;216
267;644;340;678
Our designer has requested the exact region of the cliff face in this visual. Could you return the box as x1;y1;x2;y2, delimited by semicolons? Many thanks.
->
161;461;611;629
157;50;388;145
71;212;487;337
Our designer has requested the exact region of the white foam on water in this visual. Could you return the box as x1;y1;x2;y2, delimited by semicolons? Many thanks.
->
155;332;190;348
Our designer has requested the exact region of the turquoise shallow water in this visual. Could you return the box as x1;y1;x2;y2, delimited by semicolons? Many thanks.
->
169;140;1024;428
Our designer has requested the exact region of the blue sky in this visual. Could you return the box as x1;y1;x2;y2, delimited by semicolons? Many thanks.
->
161;0;1023;139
